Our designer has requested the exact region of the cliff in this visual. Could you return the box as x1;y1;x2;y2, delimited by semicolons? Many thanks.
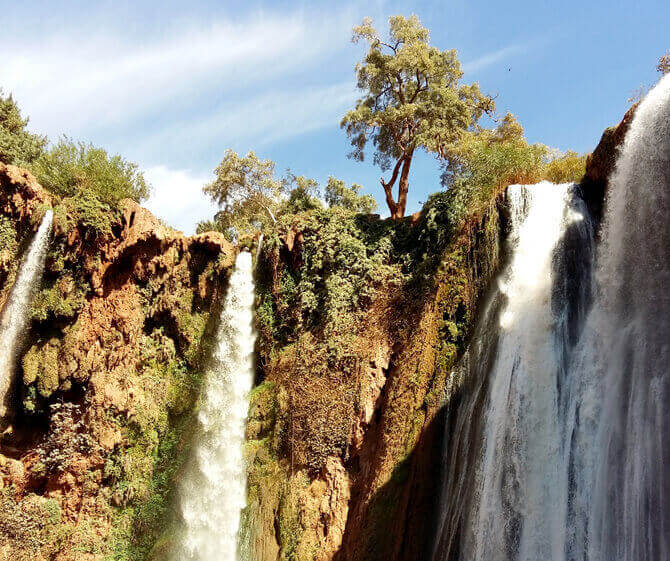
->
242;190;508;561
0;164;234;560
0;100;633;561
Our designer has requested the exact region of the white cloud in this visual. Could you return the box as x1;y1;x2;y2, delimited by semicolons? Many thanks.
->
136;81;357;159
0;11;354;139
143;165;216;235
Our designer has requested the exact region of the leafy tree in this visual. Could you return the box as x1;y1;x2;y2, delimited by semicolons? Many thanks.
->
658;49;670;75
544;150;587;183
199;149;285;239
341;15;494;219
440;113;548;219
30;137;150;205
0;89;46;166
281;172;323;214
325;176;377;213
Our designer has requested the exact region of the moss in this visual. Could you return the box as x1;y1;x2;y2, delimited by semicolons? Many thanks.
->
22;338;61;398
30;277;86;322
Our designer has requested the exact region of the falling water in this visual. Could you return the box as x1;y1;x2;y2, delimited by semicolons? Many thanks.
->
433;75;670;561
580;73;670;561
174;251;256;561
0;210;53;420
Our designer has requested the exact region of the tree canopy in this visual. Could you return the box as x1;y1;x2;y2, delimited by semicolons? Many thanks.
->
341;15;494;218
30;137;151;205
0;89;46;166
199;149;379;239
325;176;377;214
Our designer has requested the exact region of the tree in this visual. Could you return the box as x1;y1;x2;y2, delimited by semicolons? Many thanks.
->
440;113;548;217
341;15;494;219
199;149;287;239
658;49;670;75
325;176;377;213
0;89;46;166
30;137;150;205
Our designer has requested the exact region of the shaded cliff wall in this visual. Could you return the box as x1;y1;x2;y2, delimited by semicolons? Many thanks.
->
242;190;509;561
0;164;235;561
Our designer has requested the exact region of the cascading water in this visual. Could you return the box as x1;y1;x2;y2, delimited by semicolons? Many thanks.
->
0;210;53;420
174;251;256;561
579;73;670;561
433;74;670;561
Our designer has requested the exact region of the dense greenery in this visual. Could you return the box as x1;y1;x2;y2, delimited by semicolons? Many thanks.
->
198;148;379;240
0;89;47;166
341;15;494;218
30;138;150;206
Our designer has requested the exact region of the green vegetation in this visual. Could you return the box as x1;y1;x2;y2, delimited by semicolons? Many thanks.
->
341;15;494;218
198;148;380;240
0;89;47;166
30;137;150;206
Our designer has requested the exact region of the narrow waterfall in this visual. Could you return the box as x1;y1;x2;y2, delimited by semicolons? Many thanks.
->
0;210;53;420
433;74;670;561
174;250;256;561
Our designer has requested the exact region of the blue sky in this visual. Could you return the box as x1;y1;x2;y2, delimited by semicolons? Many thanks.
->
2;0;668;233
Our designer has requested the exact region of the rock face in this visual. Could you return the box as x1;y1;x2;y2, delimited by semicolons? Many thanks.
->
0;166;235;560
244;196;506;561
582;103;638;221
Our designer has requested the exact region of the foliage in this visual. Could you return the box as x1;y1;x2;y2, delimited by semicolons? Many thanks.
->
658;49;670;75
30;137;150;206
544;150;587;183
279;172;323;215
199;149;379;239
324;176;377;213
199;149;285;240
341;15;494;218
0;89;46;166
440;113;546;216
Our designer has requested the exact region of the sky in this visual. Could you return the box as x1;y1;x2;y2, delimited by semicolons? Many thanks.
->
2;0;668;233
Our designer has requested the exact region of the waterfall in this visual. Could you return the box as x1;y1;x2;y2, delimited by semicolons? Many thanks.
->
0;210;53;420
174;250;256;561
580;73;670;561
433;74;670;561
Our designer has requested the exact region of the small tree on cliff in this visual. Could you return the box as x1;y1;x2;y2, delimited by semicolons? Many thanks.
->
0;89;46;166
658;49;670;75
200;149;285;238
341;15;494;219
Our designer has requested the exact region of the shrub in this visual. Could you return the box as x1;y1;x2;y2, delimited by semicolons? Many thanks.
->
0;89;46;166
30;138;150;206
543;150;587;183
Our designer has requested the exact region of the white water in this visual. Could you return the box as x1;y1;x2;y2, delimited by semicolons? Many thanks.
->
462;182;588;561
434;75;670;561
174;251;256;561
0;210;53;420
579;73;670;561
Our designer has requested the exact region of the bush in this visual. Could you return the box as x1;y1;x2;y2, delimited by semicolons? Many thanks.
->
30;138;150;206
0;89;46;166
543;151;587;183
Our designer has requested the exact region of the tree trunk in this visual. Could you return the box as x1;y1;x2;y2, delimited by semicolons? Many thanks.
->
393;151;414;219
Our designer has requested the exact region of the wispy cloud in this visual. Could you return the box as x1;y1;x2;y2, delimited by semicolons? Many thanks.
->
0;10;354;142
462;40;544;74
135;82;356;161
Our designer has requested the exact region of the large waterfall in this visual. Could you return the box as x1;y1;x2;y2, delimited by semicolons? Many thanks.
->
0;210;53;420
433;75;670;561
174;251;256;561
